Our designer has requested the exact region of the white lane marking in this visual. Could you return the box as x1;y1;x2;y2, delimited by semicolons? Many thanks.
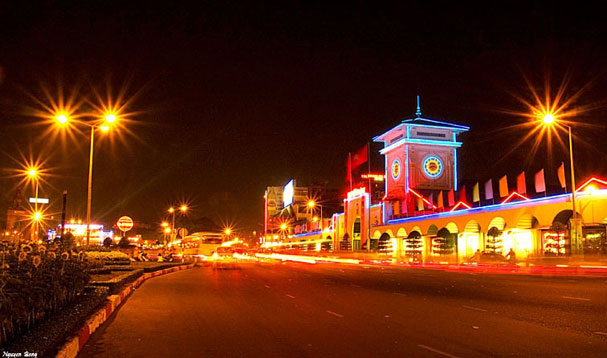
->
326;310;344;318
562;296;591;301
594;331;607;336
462;305;488;312
264;285;270;288
286;294;296;299
418;344;461;358
393;292;407;297
351;283;361;288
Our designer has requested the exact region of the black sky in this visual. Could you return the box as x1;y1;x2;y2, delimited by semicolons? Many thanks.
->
1;2;607;233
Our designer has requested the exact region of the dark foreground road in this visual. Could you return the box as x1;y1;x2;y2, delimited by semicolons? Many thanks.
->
78;261;607;358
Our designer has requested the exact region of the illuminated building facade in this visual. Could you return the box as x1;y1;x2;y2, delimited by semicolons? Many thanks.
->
269;106;607;261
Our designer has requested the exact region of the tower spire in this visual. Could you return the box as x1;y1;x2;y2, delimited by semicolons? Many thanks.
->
415;95;422;117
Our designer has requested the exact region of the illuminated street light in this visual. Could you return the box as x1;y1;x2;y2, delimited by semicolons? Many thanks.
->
161;221;169;228
180;204;188;213
280;223;287;231
538;112;580;254
54;111;120;245
225;228;232;235
306;199;323;232
32;211;42;221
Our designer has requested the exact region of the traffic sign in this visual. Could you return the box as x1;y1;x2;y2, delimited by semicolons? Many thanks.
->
178;228;188;238
117;216;134;232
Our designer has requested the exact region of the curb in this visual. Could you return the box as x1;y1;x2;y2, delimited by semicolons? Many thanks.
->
55;263;195;358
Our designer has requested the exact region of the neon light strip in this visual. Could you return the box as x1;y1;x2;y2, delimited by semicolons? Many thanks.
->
449;201;472;212
380;138;462;155
576;177;607;192
409;188;437;209
501;191;530;204
386;192;574;224
405;145;410;192
403;118;470;131
453;147;457;189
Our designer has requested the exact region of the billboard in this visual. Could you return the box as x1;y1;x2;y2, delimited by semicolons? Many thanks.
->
283;179;295;207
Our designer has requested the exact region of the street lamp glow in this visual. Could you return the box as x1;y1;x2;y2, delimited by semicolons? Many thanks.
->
161;221;169;228
542;113;555;125
27;168;37;178
105;113;117;123
307;200;315;208
32;212;42;221
168;207;175;213
180;204;188;213
56;114;69;124
280;223;287;230
99;125;110;132
224;228;232;235
164;227;171;234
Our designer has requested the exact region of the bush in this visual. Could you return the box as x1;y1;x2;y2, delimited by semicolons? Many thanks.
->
103;237;113;247
118;237;130;248
0;241;91;347
84;251;129;262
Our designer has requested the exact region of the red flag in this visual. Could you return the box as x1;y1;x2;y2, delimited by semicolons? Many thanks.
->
557;162;566;189
535;169;546;193
437;191;444;208
351;144;368;170
459;185;466;203
447;189;455;207
517;171;527;194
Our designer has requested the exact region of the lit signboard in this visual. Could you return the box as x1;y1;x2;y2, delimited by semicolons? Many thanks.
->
283;179;295;207
29;197;49;204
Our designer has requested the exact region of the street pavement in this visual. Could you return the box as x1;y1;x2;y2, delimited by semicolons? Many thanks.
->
78;261;607;358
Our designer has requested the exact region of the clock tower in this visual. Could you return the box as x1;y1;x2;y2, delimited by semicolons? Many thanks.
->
373;98;469;218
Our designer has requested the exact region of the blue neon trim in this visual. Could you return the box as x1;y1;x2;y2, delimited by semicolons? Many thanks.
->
385;192;572;225
401;118;470;131
407;125;411;139
370;204;381;208
291;231;323;238
453;148;457;189
405;145;410;192
380;138;462;155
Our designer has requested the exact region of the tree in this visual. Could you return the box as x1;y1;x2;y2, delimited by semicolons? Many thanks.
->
103;237;113;247
118;237;130;248
486;227;503;254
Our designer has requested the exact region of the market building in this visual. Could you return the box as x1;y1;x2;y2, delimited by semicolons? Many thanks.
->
265;104;607;262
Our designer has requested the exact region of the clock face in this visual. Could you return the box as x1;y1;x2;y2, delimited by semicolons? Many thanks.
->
391;159;401;180
422;155;443;179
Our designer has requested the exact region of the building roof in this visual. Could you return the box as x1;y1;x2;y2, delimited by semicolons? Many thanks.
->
373;117;469;143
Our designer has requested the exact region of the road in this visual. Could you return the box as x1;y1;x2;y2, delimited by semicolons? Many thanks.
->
78;261;607;358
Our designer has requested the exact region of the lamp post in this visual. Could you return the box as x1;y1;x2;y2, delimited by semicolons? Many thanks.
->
540;113;581;254
56;112;118;246
307;200;323;232
27;168;40;241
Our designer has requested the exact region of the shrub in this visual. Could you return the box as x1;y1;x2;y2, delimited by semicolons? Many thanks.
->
0;241;91;347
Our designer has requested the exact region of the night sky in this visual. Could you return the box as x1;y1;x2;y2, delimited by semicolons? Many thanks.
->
1;2;606;234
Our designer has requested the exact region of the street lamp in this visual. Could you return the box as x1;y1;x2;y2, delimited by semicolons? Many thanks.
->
55;112;118;245
539;112;580;254
307;200;323;232
26;168;40;240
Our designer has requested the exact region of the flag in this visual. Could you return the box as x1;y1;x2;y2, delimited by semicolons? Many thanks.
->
437;191;444;208
557;162;566;189
459;185;466;203
472;182;480;203
517;171;527;194
351;144;368;170
484;179;493;201
428;193;434;207
535;169;546;193
416;197;424;211
499;175;508;197
447;189;455;207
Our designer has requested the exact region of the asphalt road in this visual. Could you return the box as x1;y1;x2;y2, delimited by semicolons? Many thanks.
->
78;261;607;358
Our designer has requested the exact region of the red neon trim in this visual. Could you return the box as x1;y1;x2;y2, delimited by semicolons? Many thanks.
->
449;201;471;212
500;191;530;204
409;188;438;209
576;177;607;192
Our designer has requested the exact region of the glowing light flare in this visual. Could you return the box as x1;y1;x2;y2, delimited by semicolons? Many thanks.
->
56;113;69;124
168;207;175;213
164;228;171;234
161;221;169;227
542;113;555;125
224;228;232;235
105;113;117;123
307;200;316;208
99;125;110;132
576;177;607;193
180;204;188;213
